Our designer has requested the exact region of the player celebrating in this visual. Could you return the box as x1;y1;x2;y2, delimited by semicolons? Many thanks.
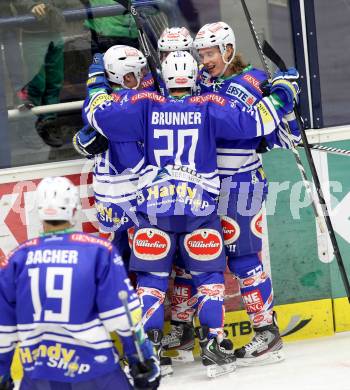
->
193;21;301;366
157;27;193;62
73;45;148;268
83;50;299;377
0;176;160;390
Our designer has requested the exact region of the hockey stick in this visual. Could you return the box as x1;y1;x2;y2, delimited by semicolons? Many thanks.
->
262;41;350;301
240;0;350;302
114;0;162;93
303;144;350;157
240;0;325;234
118;290;145;363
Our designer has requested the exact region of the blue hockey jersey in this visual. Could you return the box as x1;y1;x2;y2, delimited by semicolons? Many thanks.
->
86;89;287;217
0;232;141;382
198;65;301;182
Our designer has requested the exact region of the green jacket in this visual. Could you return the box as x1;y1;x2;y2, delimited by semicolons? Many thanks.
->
84;0;138;38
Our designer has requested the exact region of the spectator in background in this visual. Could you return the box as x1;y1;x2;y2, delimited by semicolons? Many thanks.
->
0;2;25;107
14;0;67;148
82;0;139;55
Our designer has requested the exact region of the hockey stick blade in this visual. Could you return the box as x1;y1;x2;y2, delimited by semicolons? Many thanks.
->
262;40;287;72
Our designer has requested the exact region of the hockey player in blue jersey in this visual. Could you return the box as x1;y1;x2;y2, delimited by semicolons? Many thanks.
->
84;49;299;377
73;45;148;269
192;21;301;366
0;176;160;390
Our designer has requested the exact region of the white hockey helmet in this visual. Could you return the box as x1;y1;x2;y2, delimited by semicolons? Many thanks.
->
36;176;80;223
158;27;193;52
104;45;147;89
161;51;198;92
194;22;236;77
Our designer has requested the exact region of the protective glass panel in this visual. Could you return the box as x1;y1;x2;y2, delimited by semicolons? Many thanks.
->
0;0;296;169
314;0;350;127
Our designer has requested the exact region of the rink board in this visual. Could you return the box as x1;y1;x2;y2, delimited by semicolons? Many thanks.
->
333;297;350;332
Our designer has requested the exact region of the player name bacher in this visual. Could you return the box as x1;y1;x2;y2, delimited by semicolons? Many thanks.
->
26;249;79;265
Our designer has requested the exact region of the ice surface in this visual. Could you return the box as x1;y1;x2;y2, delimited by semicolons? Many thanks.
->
160;332;350;390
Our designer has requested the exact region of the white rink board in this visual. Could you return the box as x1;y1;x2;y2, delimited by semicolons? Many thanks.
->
160;332;350;390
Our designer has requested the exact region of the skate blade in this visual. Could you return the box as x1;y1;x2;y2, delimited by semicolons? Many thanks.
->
206;362;236;378
236;349;285;367
161;364;174;377
163;349;194;363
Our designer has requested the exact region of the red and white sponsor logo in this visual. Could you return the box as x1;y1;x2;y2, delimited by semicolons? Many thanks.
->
252;313;265;325
198;284;225;298
140;78;155;89
151;289;165;301
242;289;264;313
71;233;113;251
209;22;224;33
111;92;121;102
243;276;256;287
175;77;188;84
189;94;226;106
0;256;8;269
251;209;263;238
145;307;155;319
176;311;190;321
187;296;198;307
242;74;263;94
247;96;256;105
133;228;170;260
184;229;222;261
127;226;135;249
125;47;140;56
172;284;191;305
131;92;166;104
220;216;240;245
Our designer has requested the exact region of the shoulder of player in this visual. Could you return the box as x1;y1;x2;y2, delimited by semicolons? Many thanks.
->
129;91;166;104
187;92;228;107
2;237;41;268
68;232;114;251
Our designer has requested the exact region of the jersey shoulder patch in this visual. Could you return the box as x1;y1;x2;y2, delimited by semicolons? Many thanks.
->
2;238;40;268
189;93;226;106
130;92;166;103
69;233;113;251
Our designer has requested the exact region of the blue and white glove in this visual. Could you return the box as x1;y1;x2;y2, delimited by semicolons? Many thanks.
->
128;338;161;390
72;125;108;159
86;53;110;95
270;67;300;114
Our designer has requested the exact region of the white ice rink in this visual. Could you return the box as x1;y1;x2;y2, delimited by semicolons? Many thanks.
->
161;332;350;390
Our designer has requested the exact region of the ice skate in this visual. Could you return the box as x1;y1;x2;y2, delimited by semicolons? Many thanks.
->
196;326;236;378
147;329;173;377
162;321;195;362
235;318;284;366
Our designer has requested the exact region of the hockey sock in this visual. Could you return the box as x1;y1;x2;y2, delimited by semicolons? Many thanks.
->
190;271;225;340
228;253;274;327
137;272;169;332
171;266;198;323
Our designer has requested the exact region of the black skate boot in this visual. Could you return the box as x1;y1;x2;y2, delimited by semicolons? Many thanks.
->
235;312;284;366
147;329;173;377
162;321;195;362
195;326;236;378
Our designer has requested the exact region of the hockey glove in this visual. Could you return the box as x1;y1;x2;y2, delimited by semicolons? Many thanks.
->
72;125;108;159
86;53;110;96
269;67;300;114
0;374;13;390
128;338;161;389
